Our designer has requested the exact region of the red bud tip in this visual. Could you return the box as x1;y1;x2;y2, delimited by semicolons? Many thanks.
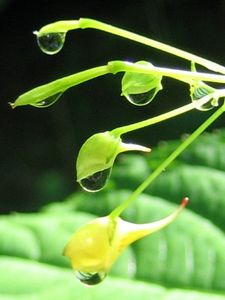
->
181;197;189;207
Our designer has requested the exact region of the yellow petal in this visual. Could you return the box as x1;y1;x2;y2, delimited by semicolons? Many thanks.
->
116;197;189;251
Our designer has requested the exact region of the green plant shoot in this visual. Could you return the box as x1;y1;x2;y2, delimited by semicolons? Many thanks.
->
11;18;225;287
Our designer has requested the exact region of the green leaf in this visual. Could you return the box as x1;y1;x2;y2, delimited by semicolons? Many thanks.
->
148;165;225;231
1;249;225;300
148;129;225;172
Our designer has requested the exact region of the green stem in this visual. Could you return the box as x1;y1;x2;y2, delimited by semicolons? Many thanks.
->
110;101;225;219
111;94;213;136
109;61;225;84
79;18;225;74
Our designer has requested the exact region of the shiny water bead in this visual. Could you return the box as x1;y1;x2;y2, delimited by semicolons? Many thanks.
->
76;271;106;286
76;131;150;192
36;32;66;55
31;93;63;108
125;89;158;106
121;61;162;106
79;168;111;192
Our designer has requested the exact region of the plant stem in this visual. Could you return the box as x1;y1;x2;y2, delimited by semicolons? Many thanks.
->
111;94;212;136
79;18;225;74
110;101;225;219
109;61;225;84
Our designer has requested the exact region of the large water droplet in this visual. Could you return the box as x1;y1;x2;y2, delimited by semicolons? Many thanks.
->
76;271;106;285
79;168;111;192
36;32;66;55
31;92;63;108
125;89;157;106
192;86;216;111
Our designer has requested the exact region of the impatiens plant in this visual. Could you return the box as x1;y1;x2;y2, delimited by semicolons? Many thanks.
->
63;197;188;285
9;17;225;290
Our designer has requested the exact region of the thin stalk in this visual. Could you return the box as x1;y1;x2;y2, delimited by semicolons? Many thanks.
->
110;61;225;84
79;18;225;74
111;92;220;136
110;101;225;219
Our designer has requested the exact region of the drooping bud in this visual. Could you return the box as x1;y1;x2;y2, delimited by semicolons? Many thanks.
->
121;61;163;106
64;197;188;285
190;82;218;111
76;131;150;192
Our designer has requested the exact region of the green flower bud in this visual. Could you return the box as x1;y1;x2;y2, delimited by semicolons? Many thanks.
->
121;61;163;106
76;131;150;192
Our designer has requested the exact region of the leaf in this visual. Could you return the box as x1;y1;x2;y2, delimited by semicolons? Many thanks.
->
0;212;136;279
0;256;225;300
147;165;225;231
148;129;225;172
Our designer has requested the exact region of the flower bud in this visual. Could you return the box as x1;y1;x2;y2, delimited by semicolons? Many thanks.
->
121;61;163;106
64;197;188;285
76;131;150;192
190;81;217;111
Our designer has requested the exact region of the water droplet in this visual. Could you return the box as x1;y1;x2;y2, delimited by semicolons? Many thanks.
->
125;89;157;106
192;86;216;111
79;168;111;192
76;271;106;285
36;32;66;55
31;92;63;108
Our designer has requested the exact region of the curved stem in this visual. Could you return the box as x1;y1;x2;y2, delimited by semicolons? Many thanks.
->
79;18;225;74
111;91;224;136
109;61;225;84
110;101;225;219
37;18;225;74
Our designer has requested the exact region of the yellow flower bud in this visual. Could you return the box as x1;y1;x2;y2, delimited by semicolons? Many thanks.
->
64;197;188;285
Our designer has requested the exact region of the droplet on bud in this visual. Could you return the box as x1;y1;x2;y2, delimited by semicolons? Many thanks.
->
35;32;66;55
121;61;162;106
125;89;158;106
31;92;63;108
76;131;150;192
76;271;107;285
79;168;111;192
190;83;217;111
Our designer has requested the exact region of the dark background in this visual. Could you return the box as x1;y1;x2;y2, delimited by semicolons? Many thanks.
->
1;0;225;212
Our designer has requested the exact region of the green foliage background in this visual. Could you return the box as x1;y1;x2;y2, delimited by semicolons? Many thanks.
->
0;130;225;299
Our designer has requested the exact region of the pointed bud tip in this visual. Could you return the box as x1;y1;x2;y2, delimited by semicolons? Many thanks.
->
181;197;189;207
8;102;16;109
